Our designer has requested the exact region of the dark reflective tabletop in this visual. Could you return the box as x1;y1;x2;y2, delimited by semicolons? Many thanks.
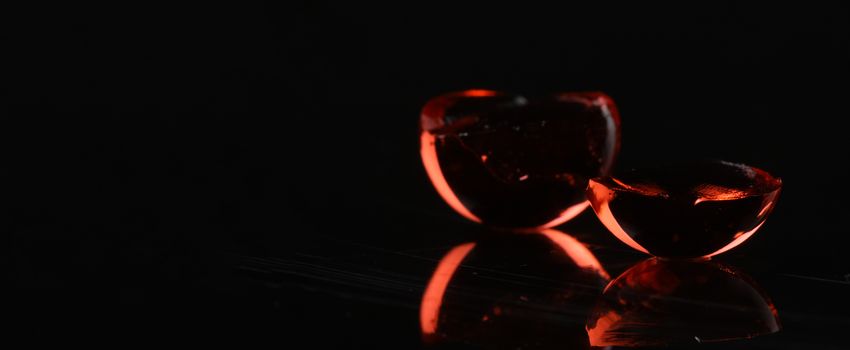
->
229;211;849;349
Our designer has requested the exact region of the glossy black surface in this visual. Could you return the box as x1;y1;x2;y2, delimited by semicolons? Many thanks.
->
223;215;850;349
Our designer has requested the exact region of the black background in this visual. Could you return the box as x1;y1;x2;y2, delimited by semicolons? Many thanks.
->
5;1;850;346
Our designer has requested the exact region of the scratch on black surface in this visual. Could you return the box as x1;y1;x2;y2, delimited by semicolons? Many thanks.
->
779;273;850;285
309;233;462;262
236;249;606;322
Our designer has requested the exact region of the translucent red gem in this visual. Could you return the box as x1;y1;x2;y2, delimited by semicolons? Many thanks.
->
587;160;782;258
421;90;621;228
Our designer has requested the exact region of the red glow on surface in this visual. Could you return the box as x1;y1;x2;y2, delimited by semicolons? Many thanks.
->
757;201;775;217
706;187;779;256
611;177;666;197
598;202;647;254
708;221;765;257
420;242;476;335
588;181;649;254
540;229;609;279
420;132;481;223
462;89;499;97
538;201;590;229
693;184;751;205
587;310;622;346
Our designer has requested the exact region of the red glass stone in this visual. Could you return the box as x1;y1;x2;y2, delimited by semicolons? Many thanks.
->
420;229;609;349
586;258;781;346
587;160;782;258
420;90;621;228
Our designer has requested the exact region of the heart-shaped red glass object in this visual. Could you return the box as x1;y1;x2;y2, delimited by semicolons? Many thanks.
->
587;160;782;258
420;90;621;228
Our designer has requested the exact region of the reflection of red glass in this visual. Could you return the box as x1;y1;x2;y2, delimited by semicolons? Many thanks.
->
586;258;780;346
587;160;782;258
420;229;608;349
420;90;621;228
